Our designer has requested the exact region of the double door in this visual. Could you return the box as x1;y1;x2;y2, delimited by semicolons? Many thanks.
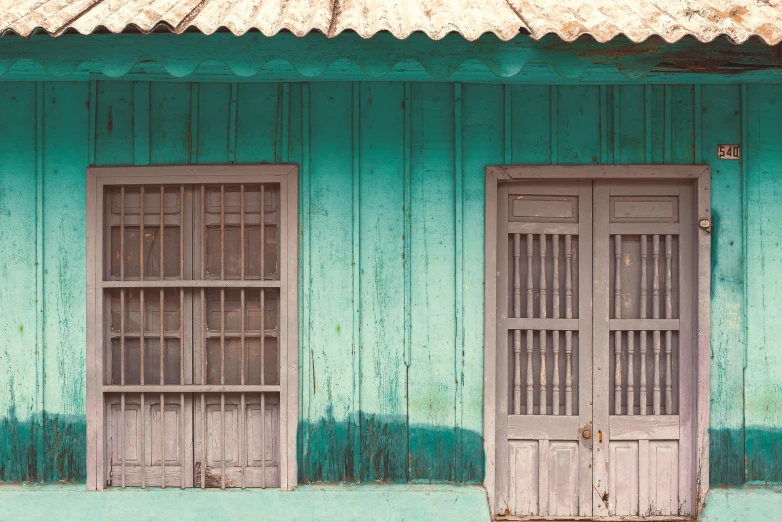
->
494;179;698;519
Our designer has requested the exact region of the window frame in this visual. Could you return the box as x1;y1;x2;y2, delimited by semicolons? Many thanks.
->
86;165;299;491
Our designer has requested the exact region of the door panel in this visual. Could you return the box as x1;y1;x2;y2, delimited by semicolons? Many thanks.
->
495;177;699;520
593;180;694;517
497;180;593;518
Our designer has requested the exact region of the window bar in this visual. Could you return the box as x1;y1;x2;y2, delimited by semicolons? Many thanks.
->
539;234;547;415
565;235;573;416
120;186;126;488
260;184;266;489
201;180;207;489
665;234;673;414
512;233;521;415
640;235;648;416
179;185;185;490
653;235;662;415
160;187;165;488
614;235;622;415
526;234;533;414
220;185;226;490
240;185;246;490
552;234;560;415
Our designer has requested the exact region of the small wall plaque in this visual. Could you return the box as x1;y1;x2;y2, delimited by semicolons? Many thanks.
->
717;144;741;160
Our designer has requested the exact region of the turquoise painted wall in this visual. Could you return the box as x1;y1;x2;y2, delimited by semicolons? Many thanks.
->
0;79;780;486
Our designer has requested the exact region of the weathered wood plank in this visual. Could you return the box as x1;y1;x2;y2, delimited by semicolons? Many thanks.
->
299;82;358;482
701;84;745;486
196;83;231;164
357;81;407;482
235;84;280;163
95;82;134;166
745;84;782;483
147;83;190;165
0;82;42;482
41;81;90;481
461;83;501;483
408;82;456;481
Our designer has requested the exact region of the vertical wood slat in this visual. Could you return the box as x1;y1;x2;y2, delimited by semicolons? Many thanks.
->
141;392;146;488
665;234;673;414
552;235;560;416
200;184;206;490
220;185;226;490
539;234;547;415
640;235;648;416
179;185;185;488
513;234;521;415
200;393;206;489
140;186;146;489
614;235;622;415
240;185;246;490
260;184;266;489
159;187;165;488
120;186;126;488
140;187;146;396
565;234;573;416
653;235;662;415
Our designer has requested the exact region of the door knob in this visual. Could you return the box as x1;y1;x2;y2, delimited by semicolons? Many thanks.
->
582;429;592;439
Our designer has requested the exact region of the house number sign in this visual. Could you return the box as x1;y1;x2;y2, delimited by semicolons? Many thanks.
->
718;144;741;159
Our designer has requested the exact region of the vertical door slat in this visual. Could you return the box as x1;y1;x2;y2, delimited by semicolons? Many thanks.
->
513;234;522;414
640;235;648;416
614;235;622;415
565;234;573;416
653;235;661;415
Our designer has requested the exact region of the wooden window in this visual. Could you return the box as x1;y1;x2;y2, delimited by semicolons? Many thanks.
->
86;166;298;490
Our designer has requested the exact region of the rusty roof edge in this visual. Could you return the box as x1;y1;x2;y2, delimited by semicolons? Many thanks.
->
2;25;781;46
0;0;780;45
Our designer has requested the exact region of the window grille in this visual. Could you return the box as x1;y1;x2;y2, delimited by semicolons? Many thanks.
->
87;166;298;490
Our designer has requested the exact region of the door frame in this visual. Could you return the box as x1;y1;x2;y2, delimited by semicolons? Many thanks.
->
483;165;711;519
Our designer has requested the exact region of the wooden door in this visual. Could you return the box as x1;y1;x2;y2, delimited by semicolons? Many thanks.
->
494;177;700;519
592;180;695;517
495;180;594;518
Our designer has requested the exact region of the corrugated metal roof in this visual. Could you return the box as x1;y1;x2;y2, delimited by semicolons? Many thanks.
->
0;0;780;44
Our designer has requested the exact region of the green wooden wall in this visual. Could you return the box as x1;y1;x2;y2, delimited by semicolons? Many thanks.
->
0;80;779;485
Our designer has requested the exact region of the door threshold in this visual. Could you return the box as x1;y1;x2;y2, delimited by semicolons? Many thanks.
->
495;516;694;521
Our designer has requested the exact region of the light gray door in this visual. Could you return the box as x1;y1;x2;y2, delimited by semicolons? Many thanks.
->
495;178;697;519
495;180;594;518
592;180;695;517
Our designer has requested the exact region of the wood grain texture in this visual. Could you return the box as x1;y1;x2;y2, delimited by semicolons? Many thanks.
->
0;77;774;495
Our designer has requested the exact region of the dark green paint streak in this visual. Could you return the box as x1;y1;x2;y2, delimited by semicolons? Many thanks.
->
710;428;782;485
710;428;745;486
0;408;86;483
746;428;782;483
298;413;483;484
